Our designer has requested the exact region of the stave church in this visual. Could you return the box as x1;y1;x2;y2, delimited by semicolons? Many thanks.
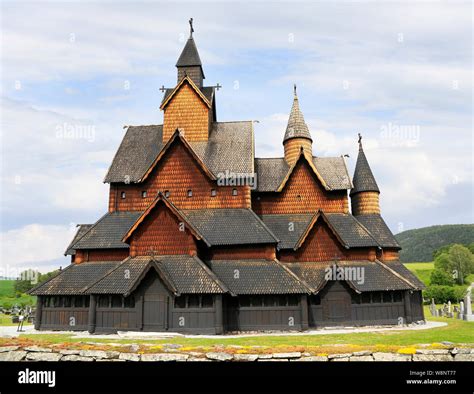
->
30;21;424;334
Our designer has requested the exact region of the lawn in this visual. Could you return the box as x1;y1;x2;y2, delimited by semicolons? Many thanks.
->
1;306;470;354
405;262;434;285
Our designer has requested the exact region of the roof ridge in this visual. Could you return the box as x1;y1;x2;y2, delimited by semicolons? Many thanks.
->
81;258;129;294
28;264;75;295
192;256;231;295
70;211;110;250
273;259;314;294
246;208;280;243
374;259;416;289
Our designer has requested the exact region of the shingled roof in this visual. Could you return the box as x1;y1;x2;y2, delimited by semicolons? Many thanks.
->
383;261;425;289
29;261;121;295
87;256;227;295
324;213;379;248
71;211;141;250
254;156;352;192
104;121;253;183
208;259;312;294
283;89;312;143
259;214;314;250
182;209;278;246
176;37;203;68
286;260;416;293
355;214;400;249
350;139;380;196
65;224;93;255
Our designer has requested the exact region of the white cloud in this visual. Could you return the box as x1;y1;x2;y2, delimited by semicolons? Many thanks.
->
0;224;73;275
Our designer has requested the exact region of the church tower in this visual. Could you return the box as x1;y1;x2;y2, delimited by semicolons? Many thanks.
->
160;19;213;143
350;134;381;215
283;85;313;166
176;18;205;87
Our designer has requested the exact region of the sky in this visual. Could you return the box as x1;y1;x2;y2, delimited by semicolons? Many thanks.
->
0;1;472;275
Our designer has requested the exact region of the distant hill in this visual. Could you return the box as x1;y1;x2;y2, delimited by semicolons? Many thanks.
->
396;224;474;262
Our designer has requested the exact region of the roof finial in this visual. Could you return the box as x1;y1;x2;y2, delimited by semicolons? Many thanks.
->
189;18;194;38
358;133;362;147
293;83;297;97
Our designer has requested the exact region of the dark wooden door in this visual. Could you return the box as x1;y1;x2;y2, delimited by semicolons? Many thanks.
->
139;270;169;331
143;294;167;331
321;281;351;324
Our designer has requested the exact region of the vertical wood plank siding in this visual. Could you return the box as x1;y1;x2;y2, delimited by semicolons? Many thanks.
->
111;142;251;211
129;203;197;256
163;82;209;142
252;161;348;215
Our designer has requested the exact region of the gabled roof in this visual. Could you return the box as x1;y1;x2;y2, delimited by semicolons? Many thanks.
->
104;121;254;184
161;86;214;108
254;156;352;192
182;209;278;246
160;76;211;110
293;211;380;251
71;211;141;250
355;214;400;249
261;212;381;251
277;149;328;191
65;224;93;255
283;88;312;143
122;193;205;244
29;261;121;295
86;255;228;296
139;129;216;183
286;260;417;293
350;138;380;196
208;259;313;294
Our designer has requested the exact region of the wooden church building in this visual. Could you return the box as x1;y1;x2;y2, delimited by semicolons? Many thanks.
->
30;21;424;334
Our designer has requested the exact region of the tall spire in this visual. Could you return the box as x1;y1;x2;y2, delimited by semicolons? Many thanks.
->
176;18;205;86
283;85;312;143
350;134;380;196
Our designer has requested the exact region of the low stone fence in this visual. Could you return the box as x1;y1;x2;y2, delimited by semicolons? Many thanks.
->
0;345;473;362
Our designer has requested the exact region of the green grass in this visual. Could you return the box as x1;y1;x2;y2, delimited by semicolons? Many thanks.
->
404;262;434;285
0;280;15;297
9;307;472;350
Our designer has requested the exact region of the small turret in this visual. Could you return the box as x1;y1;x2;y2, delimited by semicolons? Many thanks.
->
283;85;313;166
350;134;381;215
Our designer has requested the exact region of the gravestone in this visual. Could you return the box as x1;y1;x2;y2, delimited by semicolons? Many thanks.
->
463;285;474;322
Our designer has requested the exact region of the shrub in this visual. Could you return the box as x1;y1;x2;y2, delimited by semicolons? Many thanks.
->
423;285;467;304
430;269;454;286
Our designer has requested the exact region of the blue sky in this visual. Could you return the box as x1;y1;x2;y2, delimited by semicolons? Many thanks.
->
0;1;472;274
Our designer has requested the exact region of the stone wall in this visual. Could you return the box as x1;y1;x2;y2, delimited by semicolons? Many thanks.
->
0;345;473;362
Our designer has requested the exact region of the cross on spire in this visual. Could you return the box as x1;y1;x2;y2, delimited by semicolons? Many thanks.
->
189;18;194;38
293;83;297;97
